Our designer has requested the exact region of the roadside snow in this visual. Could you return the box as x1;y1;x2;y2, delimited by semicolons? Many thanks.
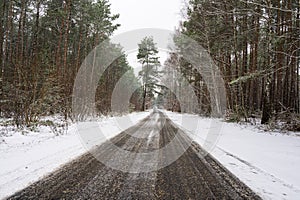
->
0;111;150;199
2;110;299;199
164;111;300;200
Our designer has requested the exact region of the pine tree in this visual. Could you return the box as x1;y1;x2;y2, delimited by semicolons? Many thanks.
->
137;36;161;111
0;0;123;126
165;0;300;128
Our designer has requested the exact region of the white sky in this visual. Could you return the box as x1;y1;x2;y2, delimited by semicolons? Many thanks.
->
109;0;184;70
109;0;183;34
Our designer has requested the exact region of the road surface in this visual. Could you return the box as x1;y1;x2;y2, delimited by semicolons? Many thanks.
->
8;112;261;199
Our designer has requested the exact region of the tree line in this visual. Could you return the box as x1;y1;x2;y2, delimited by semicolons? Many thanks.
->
0;0;142;127
163;0;299;130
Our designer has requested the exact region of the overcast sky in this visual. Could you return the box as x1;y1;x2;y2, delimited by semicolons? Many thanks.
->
109;0;184;69
109;0;184;34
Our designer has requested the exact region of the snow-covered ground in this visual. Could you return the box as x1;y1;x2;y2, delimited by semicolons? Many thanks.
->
164;111;300;200
1;110;299;199
0;111;150;199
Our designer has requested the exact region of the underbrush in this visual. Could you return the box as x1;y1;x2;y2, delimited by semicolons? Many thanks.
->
225;109;300;133
0;116;70;137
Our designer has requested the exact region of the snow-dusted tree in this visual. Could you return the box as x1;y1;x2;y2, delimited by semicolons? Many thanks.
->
137;36;161;111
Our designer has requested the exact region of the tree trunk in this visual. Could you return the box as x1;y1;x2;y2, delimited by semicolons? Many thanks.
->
0;0;6;116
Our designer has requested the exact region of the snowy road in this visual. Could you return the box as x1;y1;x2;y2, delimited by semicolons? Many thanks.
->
7;112;260;199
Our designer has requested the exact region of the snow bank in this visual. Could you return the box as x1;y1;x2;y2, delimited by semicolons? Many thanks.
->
165;111;300;200
0;111;150;199
2;110;298;199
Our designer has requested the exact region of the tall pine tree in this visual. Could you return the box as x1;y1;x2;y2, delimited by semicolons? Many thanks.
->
137;37;161;111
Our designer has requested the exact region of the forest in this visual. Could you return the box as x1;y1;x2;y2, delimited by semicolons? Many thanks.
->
0;0;299;131
0;1;299;199
0;0;142;127
162;0;300;130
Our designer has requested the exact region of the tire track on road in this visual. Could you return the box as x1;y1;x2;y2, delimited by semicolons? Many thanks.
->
8;111;261;199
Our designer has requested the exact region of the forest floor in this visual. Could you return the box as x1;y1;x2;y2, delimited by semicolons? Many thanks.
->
0;110;299;199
